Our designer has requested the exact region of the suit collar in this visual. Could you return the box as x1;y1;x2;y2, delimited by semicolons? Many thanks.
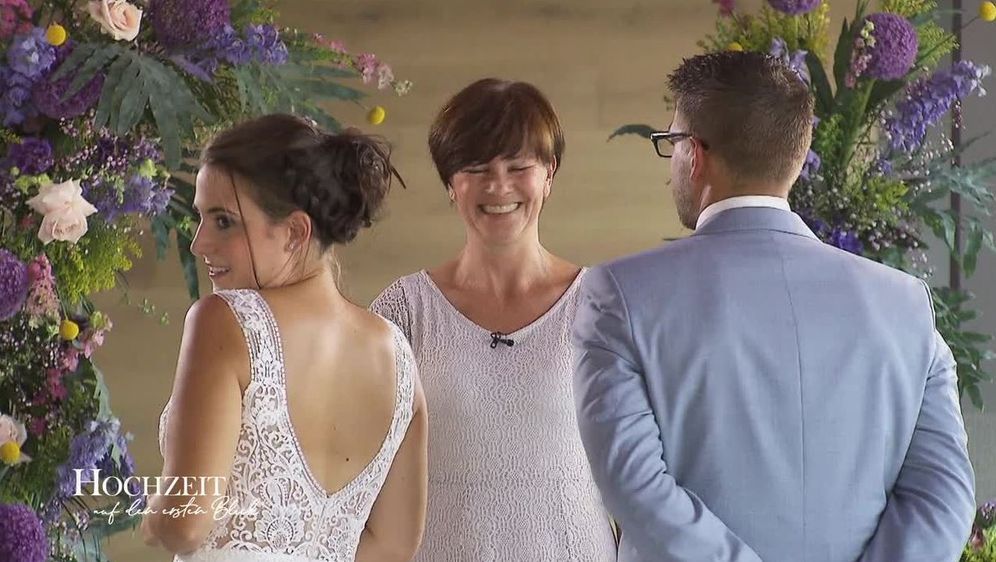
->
691;207;820;240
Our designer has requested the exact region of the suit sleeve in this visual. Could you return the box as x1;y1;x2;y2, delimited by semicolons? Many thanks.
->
571;265;762;562
858;283;976;562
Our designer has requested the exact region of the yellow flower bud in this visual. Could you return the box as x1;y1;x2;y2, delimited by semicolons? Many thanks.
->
727;42;744;52
60;319;80;341
366;106;386;125
0;441;21;465
981;1;996;22
46;24;68;47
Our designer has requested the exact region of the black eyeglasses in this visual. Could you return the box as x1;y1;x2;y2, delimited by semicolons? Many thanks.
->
649;131;707;158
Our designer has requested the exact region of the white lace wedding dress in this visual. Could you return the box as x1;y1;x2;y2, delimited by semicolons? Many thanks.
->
158;289;416;562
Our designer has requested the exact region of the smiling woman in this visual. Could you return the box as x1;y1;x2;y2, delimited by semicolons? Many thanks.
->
369;79;617;561
144;114;428;562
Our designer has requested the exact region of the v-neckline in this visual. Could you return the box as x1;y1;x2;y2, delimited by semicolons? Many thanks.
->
418;268;586;340
248;290;404;500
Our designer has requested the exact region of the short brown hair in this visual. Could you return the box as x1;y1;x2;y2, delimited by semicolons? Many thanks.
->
428;78;565;187
201;114;397;247
667;51;814;186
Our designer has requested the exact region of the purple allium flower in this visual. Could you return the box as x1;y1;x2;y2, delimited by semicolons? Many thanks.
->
829;227;864;255
6;28;57;79
0;503;48;562
5;137;53;175
770;37;810;84
0;0;33;41
767;0;821;15
0;248;29;321
33;42;104;120
148;0;231;49
863;13;918;80
799;149;821;181
884;60;991;153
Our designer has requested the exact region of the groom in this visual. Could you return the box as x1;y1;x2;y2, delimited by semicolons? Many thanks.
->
572;51;976;562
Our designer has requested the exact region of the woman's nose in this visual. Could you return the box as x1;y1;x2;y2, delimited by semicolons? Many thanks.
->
189;224;207;257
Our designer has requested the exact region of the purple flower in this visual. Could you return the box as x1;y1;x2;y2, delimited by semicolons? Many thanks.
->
33;42;104;120
829;227;864;255
766;0;821;15
980;500;996;528
0;65;36;125
770;38;810;84
0;0;33;41
884;60;991;153
0;249;29;321
0;503;48;562
5;137;53;175
713;0;736;15
245;24;289;65
148;0;231;49
799;149;821;181
6;28;57;79
56;419;120;498
863;13;918;80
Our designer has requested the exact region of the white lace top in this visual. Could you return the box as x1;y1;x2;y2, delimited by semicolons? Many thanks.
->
370;270;617;562
158;289;416;562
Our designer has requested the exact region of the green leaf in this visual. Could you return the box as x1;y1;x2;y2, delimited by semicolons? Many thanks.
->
867;79;906;112
832;18;854;92
317;81;367;101
150;214;171;260
108;58;142;135
93;54;133;129
62;45;120;100
177;231;200;301
966;384;984;410
962;226;984;277
806;52;833;115
608;124;658;141
51;43;99;81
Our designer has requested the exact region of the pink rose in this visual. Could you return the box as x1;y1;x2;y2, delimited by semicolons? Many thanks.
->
87;0;142;42
26;179;98;245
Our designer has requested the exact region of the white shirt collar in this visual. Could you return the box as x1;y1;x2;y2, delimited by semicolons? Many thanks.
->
695;195;791;230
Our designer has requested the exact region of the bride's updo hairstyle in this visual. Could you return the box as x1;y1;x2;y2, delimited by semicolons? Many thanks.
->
201;113;401;248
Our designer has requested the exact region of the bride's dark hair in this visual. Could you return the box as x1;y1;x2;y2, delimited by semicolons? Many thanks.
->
201;113;403;248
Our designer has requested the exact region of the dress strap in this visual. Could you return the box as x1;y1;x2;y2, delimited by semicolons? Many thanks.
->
214;289;285;386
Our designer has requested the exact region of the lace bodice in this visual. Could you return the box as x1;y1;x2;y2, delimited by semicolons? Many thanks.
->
158;289;416;562
370;270;617;562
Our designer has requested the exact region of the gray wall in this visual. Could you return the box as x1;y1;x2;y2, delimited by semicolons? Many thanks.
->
959;5;996;504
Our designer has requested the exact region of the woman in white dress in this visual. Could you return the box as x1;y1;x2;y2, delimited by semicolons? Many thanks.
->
143;114;428;562
370;79;617;561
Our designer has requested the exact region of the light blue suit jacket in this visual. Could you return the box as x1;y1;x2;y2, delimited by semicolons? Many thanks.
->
572;207;975;562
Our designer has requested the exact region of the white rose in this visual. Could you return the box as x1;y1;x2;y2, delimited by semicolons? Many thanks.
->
0;415;26;446
87;0;142;42
26;179;98;245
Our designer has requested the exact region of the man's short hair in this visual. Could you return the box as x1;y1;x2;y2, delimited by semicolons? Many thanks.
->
667;51;815;186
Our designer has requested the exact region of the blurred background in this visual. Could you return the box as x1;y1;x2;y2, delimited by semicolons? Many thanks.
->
96;0;996;558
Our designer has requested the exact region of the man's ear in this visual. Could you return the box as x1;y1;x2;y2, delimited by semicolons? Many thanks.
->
689;138;708;182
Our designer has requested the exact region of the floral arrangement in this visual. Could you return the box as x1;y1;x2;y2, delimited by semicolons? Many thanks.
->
614;0;996;408
0;0;408;560
965;500;996;561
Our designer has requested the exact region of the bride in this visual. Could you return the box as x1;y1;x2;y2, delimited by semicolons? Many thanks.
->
141;114;428;562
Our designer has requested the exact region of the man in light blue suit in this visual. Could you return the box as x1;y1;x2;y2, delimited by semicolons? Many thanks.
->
572;51;975;562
